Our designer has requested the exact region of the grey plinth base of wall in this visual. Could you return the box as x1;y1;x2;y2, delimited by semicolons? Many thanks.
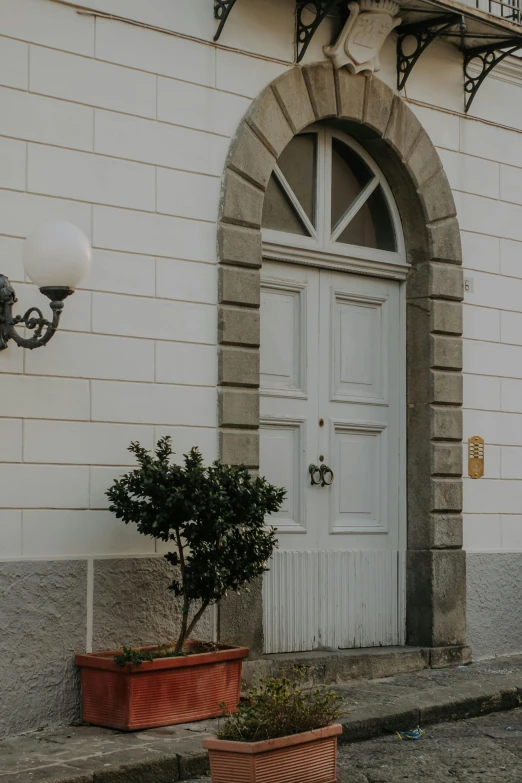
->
467;552;522;660
0;557;215;739
4;654;522;783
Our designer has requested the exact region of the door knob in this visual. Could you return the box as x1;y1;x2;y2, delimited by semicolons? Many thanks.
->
309;464;334;487
309;464;322;486
320;464;334;486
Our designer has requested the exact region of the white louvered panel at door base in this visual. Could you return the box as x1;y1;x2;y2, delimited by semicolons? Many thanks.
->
263;550;405;654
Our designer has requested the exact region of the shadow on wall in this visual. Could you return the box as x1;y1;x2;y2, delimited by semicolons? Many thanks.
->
467;552;522;659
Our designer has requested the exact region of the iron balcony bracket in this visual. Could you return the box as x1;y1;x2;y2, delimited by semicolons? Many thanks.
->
464;38;522;111
214;0;239;42
397;13;464;91
214;0;346;61
296;0;344;62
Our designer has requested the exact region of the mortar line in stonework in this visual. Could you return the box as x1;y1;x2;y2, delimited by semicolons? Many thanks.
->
86;558;94;653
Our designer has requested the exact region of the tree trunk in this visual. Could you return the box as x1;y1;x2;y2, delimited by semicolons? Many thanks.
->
185;600;211;643
175;598;189;654
174;529;189;654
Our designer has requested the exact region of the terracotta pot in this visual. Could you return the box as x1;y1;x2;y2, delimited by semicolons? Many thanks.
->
203;723;343;783
75;641;249;731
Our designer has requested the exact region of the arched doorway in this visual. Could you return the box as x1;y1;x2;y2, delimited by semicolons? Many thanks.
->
260;125;406;653
217;65;467;665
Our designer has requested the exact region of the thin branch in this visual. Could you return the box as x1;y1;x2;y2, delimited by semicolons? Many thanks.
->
176;529;186;571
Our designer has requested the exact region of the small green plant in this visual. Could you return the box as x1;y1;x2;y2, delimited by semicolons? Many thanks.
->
114;646;154;667
217;670;343;742
107;437;285;655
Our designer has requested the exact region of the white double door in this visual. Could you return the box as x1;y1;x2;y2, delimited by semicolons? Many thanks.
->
260;261;405;654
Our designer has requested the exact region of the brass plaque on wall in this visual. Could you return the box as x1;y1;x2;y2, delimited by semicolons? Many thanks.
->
468;436;484;479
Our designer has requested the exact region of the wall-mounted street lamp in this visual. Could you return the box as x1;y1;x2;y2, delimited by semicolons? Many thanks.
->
0;221;91;351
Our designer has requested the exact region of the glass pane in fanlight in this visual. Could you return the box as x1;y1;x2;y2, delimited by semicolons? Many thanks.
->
331;138;373;230
337;185;397;251
262;174;310;236
277;133;317;225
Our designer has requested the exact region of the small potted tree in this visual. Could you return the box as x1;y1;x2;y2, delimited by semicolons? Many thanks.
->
76;437;284;731
203;670;343;783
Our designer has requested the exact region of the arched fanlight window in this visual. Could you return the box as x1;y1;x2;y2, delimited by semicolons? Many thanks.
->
262;126;404;265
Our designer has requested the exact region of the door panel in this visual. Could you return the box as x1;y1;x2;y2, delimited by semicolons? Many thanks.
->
259;419;306;533
332;422;387;532
264;549;405;652
261;261;404;653
319;269;400;551
316;550;403;649
263;551;320;653
260;281;306;395
260;262;321;551
332;294;385;403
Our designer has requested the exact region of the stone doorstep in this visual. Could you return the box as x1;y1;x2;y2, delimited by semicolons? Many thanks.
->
2;654;522;783
243;644;471;685
243;645;430;686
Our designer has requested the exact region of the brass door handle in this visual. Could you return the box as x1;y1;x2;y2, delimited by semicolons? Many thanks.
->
309;464;334;487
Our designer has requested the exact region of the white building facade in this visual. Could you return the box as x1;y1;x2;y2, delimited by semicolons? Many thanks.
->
0;0;521;736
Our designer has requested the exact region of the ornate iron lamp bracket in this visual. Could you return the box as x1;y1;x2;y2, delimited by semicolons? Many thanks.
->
296;0;343;62
213;0;239;42
397;13;464;91
464;38;522;112
0;274;72;351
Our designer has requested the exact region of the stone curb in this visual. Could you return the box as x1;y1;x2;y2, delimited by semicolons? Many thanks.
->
339;679;522;744
1;748;211;783
17;678;521;783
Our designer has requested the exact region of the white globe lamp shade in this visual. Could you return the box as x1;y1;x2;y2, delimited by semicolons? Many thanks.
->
23;221;92;290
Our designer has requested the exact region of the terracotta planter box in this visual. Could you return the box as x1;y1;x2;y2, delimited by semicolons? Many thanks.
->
203;723;343;783
75;642;249;731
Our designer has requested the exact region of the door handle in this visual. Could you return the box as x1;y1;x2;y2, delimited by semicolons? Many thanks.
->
320;464;334;486
309;464;322;486
309;464;335;487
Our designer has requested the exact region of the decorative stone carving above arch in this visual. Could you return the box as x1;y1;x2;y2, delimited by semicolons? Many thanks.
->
216;62;468;663
324;0;402;74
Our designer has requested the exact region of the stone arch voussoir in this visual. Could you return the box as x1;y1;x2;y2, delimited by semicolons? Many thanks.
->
217;64;467;661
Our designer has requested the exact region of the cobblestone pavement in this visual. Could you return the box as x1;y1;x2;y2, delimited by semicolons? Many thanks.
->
337;708;522;782
185;709;522;783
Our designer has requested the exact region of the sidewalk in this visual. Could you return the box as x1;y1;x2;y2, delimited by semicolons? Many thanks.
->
2;654;521;783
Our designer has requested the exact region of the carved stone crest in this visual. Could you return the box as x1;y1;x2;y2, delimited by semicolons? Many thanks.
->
324;0;401;74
